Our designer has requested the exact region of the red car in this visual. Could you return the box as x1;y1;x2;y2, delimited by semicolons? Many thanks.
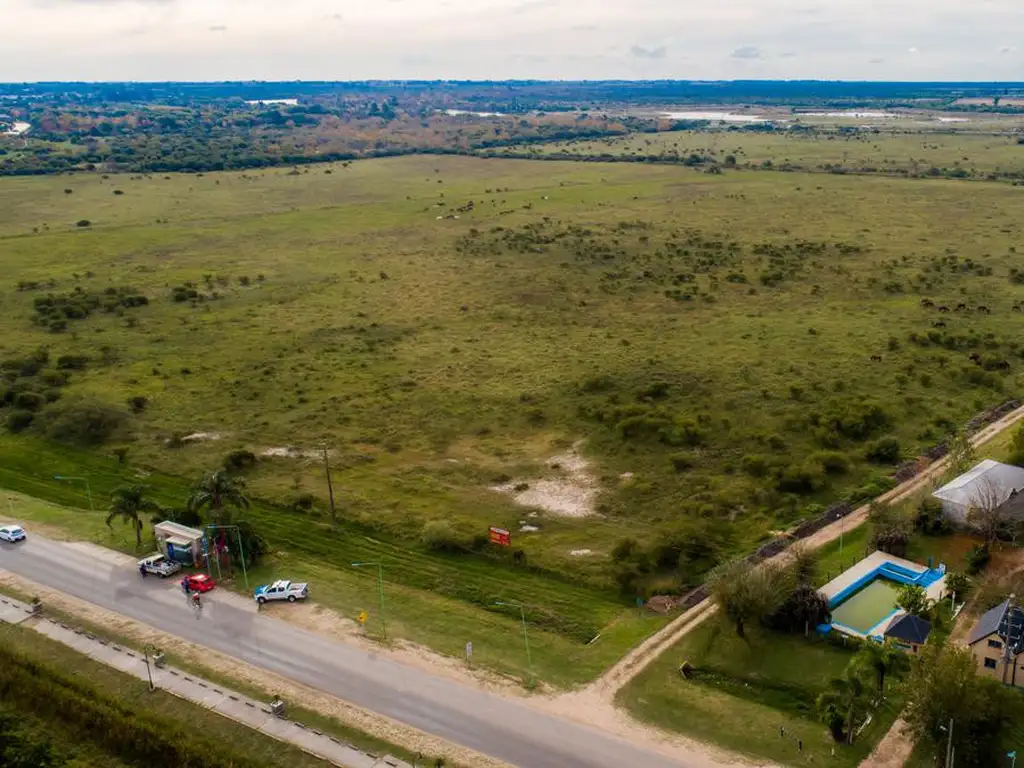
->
181;574;216;593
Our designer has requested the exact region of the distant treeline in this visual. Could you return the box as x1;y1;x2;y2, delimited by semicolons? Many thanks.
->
3;79;1024;108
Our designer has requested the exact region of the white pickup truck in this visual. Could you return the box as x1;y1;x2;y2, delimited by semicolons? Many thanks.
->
137;553;182;577
254;579;308;604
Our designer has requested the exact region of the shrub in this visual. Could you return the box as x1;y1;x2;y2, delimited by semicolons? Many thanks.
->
914;497;950;536
39;370;69;387
670;452;695;472
421;520;466;553
55;354;89;370
12;391;45;412
127;395;148;413
224;449;258;471
5;409;34;433
741;454;769;477
812;451;849;475
776;464;823;494
865;436;901;464
37;398;128;446
966;543;990;575
292;493;315;511
75;219;91;228
945;571;971;601
611;538;639;563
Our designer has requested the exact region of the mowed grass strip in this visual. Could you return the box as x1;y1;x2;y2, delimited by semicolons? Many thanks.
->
0;622;329;767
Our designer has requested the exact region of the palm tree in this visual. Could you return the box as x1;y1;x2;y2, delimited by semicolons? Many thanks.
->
107;485;161;548
855;641;910;697
817;668;872;744
187;469;250;525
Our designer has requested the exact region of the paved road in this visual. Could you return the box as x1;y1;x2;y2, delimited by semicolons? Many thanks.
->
0;534;685;768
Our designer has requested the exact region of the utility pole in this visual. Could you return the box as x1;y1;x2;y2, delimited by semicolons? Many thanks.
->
322;443;337;526
945;718;954;768
143;645;155;691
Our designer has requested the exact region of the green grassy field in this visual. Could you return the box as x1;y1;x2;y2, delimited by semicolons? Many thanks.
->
617;615;901;767
0;621;330;767
2;148;1024;680
486;127;1024;179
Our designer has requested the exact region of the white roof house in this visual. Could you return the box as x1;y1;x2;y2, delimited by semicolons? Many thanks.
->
932;459;1024;525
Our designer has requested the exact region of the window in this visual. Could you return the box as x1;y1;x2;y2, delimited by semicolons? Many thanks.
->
988;639;1003;649
984;658;998;669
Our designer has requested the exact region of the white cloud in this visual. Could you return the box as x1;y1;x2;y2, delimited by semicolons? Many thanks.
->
3;0;1024;80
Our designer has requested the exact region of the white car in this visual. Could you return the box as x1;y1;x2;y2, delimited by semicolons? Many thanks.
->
254;579;308;604
0;525;26;543
137;553;182;577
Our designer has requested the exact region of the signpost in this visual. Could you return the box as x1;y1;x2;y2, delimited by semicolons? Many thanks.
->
357;610;368;626
465;641;473;665
489;526;511;547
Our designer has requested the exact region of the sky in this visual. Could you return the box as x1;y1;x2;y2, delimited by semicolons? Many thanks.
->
3;0;1024;82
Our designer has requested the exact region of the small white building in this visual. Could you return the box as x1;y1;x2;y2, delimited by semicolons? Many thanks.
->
932;459;1024;525
153;521;204;565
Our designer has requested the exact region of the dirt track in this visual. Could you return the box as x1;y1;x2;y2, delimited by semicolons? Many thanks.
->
584;403;1024;700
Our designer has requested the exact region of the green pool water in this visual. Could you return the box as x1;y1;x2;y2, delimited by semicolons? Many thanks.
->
830;578;901;635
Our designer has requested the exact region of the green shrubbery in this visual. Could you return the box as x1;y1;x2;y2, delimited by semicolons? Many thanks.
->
36;398;128;447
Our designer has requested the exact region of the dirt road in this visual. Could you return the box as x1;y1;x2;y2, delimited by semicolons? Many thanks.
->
585;404;1024;700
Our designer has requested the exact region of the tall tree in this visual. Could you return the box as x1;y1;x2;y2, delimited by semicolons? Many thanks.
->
787;543;818;586
709;559;790;640
946;429;978;477
107;485;161;547
187;469;250;525
855;641;910;696
817;666;873;743
904;644;1014;767
966;477;1013;543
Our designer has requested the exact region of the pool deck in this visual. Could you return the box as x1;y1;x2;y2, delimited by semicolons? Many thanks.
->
819;551;947;639
820;551;945;601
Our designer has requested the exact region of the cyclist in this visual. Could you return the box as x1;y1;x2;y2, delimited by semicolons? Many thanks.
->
191;592;201;611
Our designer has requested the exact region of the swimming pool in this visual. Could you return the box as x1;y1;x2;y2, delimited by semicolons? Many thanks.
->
829;577;902;635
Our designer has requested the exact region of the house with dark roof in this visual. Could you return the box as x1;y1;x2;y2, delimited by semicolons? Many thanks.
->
967;599;1024;686
884;614;932;654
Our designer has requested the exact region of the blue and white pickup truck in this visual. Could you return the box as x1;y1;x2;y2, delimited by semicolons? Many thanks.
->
254;579;308;604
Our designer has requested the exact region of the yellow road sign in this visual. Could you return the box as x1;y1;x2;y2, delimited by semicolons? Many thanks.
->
357;610;368;625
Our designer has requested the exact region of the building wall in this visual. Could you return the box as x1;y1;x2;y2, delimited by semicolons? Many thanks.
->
971;635;1024;687
938;499;968;525
972;635;1006;683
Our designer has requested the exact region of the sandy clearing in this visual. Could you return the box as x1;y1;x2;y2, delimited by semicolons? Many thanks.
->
490;441;599;517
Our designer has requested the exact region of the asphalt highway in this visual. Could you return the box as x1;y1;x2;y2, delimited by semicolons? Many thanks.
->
0;533;687;768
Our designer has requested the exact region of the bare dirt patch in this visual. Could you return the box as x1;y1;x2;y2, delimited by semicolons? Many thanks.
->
490;441;600;518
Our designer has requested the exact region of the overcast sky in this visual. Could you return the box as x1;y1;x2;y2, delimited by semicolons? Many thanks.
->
4;0;1023;82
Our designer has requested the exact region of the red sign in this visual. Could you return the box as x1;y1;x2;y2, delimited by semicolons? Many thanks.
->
489;526;511;547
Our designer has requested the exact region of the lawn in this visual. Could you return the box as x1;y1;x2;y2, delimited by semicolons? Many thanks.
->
3;150;1024;678
813;523;872;587
617;615;903;767
0;621;330;767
